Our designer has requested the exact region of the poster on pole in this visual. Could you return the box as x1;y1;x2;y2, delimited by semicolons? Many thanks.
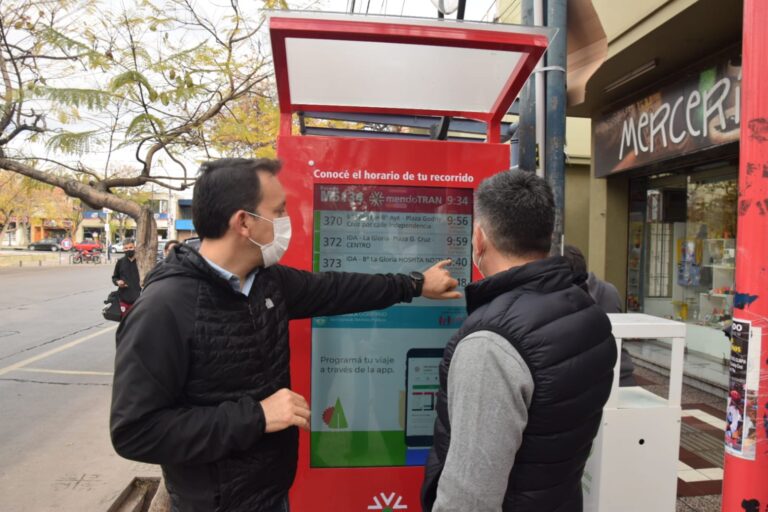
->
725;319;761;460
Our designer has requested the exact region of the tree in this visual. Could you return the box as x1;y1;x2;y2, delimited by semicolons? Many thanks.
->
0;169;61;245
0;171;26;243
210;95;279;158
0;0;274;278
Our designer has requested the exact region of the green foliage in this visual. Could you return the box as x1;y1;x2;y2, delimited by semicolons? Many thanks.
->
37;25;109;68
210;95;278;158
125;113;166;138
39;88;116;110
110;70;157;97
45;130;100;155
263;0;290;8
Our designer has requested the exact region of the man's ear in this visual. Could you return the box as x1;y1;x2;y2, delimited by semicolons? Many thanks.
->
231;210;250;238
473;223;486;254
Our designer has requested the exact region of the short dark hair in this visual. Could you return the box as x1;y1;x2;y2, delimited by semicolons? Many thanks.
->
192;158;281;239
563;244;588;276
165;239;180;247
124;238;135;245
475;170;555;257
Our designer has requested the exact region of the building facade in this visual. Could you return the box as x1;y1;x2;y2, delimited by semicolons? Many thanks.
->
570;0;743;362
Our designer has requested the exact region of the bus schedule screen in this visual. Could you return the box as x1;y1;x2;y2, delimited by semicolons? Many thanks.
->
310;184;472;468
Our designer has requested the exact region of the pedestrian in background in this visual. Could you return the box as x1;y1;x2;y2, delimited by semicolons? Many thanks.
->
111;239;140;318
563;244;636;386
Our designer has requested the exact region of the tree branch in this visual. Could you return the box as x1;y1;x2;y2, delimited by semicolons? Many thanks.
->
181;0;226;47
0;157;142;218
0;121;44;145
101;174;189;191
0;20;18;133
8;156;102;181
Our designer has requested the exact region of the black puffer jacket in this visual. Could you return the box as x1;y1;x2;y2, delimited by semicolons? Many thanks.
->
110;244;417;511
422;257;617;512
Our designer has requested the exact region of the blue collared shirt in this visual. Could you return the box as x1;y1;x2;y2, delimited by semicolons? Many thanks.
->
204;258;257;297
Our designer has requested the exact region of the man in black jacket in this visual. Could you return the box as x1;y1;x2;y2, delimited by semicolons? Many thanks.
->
111;239;140;317
422;171;617;512
110;158;460;512
563;244;636;386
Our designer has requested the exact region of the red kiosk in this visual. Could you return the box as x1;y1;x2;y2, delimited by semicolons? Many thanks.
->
269;13;550;510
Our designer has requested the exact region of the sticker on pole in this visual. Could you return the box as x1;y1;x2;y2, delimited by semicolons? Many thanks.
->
725;319;761;460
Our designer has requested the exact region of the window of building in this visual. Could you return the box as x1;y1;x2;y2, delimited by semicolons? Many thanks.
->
646;222;673;297
626;163;738;359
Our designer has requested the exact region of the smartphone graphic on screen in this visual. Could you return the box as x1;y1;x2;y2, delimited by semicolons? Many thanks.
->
405;348;443;447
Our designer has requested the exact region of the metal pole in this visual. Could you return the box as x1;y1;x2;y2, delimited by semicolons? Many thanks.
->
517;0;536;172
721;0;768;508
544;0;566;257
457;0;466;20
534;0;545;178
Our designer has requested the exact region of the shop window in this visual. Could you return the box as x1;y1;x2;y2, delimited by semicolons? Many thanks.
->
631;171;736;322
646;222;673;297
682;174;738;328
626;166;738;360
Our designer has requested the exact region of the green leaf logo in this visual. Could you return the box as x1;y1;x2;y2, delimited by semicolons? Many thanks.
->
321;397;348;429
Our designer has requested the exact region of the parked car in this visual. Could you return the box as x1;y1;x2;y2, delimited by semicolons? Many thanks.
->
27;238;63;252
110;240;127;254
73;238;103;253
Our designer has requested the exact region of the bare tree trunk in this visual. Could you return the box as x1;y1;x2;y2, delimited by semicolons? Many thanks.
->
18;220;29;246
134;207;158;283
0;209;13;245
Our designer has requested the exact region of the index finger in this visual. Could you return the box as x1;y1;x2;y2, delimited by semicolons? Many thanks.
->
432;259;453;270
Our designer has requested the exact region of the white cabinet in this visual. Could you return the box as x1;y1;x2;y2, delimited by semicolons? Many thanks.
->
583;314;686;512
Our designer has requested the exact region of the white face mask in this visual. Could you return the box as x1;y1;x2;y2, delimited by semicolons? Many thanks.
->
472;249;485;278
245;212;292;267
472;226;485;278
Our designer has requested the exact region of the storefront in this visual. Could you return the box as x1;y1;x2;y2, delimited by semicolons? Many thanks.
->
594;50;741;361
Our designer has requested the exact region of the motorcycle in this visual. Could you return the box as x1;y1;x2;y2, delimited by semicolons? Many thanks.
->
71;249;102;264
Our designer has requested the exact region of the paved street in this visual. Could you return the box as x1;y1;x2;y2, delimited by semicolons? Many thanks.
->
0;263;159;511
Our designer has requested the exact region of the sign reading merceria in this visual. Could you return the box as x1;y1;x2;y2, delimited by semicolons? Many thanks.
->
594;56;741;177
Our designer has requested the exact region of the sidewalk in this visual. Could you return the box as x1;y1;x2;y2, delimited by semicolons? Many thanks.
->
632;364;725;511
0;250;115;268
623;338;728;511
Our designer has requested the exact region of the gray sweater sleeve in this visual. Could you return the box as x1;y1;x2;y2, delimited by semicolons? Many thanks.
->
432;330;535;512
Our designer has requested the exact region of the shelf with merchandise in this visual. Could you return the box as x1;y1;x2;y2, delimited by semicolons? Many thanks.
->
703;238;736;268
692;240;735;329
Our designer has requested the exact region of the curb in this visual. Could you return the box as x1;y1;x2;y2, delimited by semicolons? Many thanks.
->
107;477;160;512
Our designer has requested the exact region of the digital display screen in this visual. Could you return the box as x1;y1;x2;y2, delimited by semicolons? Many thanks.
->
310;184;472;468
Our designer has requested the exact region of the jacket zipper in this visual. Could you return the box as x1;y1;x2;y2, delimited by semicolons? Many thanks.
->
247;301;257;330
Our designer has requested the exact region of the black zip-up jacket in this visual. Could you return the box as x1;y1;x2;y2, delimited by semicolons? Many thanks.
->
111;256;140;304
110;244;417;511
